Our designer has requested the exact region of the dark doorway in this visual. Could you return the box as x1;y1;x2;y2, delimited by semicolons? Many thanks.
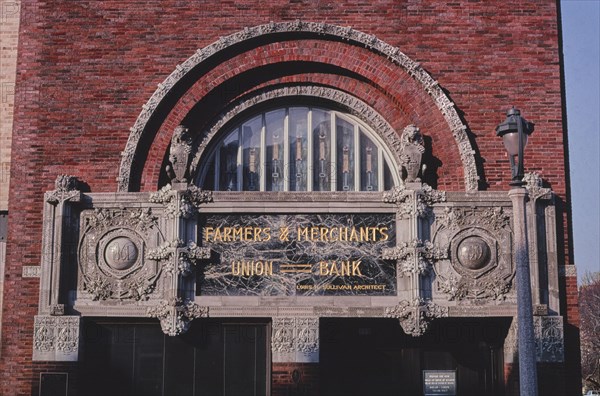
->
79;319;269;396
319;317;509;396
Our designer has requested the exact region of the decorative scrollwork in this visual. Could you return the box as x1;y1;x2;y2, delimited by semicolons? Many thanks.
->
149;184;213;219
146;239;210;276
147;298;209;336
385;299;448;337
45;175;81;205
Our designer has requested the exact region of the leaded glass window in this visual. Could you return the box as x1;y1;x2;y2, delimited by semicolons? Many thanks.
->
198;106;398;191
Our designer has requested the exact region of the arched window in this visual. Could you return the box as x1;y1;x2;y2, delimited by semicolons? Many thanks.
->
197;106;399;192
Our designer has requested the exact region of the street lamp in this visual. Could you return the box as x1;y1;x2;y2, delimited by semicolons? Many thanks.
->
496;107;538;396
496;107;535;186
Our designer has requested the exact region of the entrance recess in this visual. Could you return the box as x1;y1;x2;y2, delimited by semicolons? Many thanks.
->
80;319;269;396
319;318;509;396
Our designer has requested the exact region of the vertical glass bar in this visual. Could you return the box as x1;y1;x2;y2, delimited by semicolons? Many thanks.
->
354;124;360;191
312;108;331;191
265;109;285;191
289;107;309;191
384;159;394;190
219;130;239;191
360;130;379;191
283;110;290;192
242;115;262;191
336;117;354;191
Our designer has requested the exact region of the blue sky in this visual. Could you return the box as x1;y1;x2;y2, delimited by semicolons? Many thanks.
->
561;0;600;281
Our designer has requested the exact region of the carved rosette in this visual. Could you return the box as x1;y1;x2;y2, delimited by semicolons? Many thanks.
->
383;183;446;219
149;184;213;219
33;315;80;361
433;206;514;302
78;208;163;301
146;298;209;336
384;299;448;337
382;239;448;277
45;174;81;205
146;239;211;276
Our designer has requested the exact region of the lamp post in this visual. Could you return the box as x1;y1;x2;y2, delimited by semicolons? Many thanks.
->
496;107;538;396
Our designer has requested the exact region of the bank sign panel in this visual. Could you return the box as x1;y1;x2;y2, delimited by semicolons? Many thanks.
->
199;214;396;296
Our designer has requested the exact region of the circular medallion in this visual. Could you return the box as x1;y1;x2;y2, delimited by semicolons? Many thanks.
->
457;236;490;270
104;237;138;270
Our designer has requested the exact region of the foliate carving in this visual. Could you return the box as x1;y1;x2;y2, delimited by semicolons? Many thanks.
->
383;183;445;219
437;272;512;302
272;317;296;353
383;239;448;277
45;174;81;205
399;125;425;183
166;125;193;183
523;172;552;200
78;208;162;301
147;239;210;276
385;299;448;337
146;298;209;336
272;317;319;354
118;22;478;193
33;315;80;361
534;316;564;362
438;206;510;232
149;184;213;219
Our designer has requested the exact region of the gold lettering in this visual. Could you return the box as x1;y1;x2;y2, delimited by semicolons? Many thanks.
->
263;228;271;242
320;227;329;242
310;227;320;241
223;227;232;241
231;261;241;275
204;227;215;242
298;227;308;241
341;260;350;275
233;228;243;241
379;227;389;241
352;260;363;276
359;227;369;242
319;261;329;275
349;227;359;242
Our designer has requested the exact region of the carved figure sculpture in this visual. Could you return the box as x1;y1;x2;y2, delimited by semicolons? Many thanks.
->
399;124;426;182
166;125;193;183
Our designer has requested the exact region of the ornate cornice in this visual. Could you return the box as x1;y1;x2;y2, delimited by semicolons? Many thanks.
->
147;298;209;336
117;21;479;192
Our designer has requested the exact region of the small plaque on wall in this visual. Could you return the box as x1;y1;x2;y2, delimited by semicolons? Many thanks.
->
423;370;456;396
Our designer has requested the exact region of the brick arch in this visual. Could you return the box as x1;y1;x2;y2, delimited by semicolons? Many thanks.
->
119;21;478;192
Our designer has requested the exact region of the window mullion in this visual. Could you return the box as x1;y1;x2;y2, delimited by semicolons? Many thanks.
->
307;109;313;192
283;109;290;192
260;115;266;191
237;127;242;191
354;124;360;191
378;149;384;191
330;112;336;191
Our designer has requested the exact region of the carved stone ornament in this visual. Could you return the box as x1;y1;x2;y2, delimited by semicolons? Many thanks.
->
534;316;564;362
383;182;446;219
45;174;81;205
146;239;211;276
166;125;193;183
147;298;209;336
33;315;79;361
384;299;448;337
272;317;319;362
437;206;510;232
399;125;425;182
149;184;213;219
78;208;163;301
523;172;552;201
117;21;479;193
433;206;514;302
383;239;448;277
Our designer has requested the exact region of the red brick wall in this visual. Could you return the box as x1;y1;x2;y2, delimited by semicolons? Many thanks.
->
1;1;576;394
272;363;319;396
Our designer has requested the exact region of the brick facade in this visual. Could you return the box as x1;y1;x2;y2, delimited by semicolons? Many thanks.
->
0;1;579;395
